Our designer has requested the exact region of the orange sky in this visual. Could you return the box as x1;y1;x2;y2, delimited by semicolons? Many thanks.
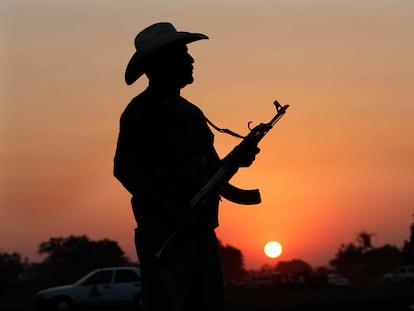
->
1;0;413;270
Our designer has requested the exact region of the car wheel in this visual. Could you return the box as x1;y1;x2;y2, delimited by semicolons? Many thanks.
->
53;297;73;311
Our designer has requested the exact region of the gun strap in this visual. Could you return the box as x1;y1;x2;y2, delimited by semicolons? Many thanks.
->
204;116;245;139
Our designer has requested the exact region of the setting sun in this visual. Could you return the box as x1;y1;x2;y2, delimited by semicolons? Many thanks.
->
264;241;283;259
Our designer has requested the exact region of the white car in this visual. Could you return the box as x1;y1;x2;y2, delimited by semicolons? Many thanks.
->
326;274;349;287
383;265;414;285
34;266;142;310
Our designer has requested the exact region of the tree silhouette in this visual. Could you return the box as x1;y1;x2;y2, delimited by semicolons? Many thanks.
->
37;235;131;284
330;242;364;279
275;259;313;276
402;221;414;264
363;244;404;278
330;231;404;280
0;252;24;291
218;241;246;283
356;230;375;251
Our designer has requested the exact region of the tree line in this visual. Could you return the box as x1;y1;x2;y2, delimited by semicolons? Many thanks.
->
0;235;249;289
1;220;414;289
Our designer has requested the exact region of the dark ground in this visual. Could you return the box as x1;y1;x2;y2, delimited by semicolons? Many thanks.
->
1;283;413;311
225;285;414;310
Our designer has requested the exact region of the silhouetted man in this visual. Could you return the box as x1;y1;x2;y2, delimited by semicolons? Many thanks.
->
114;22;259;311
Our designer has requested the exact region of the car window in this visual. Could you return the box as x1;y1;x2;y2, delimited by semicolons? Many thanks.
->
114;269;140;283
82;270;113;285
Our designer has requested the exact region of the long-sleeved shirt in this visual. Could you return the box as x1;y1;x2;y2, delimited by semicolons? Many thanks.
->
114;86;221;231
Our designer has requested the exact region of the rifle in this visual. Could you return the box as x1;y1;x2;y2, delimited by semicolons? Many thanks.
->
193;100;289;207
155;100;289;258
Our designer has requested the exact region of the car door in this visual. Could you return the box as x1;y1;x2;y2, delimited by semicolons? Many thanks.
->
109;268;141;304
76;269;115;306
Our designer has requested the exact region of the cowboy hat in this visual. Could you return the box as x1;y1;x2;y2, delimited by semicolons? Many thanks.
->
124;22;209;85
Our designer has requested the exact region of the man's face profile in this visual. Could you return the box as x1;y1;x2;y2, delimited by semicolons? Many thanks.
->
145;43;195;89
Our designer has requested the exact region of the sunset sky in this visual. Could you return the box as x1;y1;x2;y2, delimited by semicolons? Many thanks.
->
1;0;413;270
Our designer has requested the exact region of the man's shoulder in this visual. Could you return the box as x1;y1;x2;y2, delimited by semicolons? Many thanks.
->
122;90;159;116
126;89;153;107
179;96;205;117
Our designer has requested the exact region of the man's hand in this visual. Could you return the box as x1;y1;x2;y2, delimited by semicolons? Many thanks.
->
226;140;260;168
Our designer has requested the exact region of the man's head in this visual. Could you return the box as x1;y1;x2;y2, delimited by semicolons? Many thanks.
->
125;22;208;86
143;43;195;90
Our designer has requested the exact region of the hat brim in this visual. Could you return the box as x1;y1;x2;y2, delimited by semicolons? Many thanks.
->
125;32;208;85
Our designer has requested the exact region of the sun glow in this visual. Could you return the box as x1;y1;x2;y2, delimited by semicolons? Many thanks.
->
264;241;283;259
